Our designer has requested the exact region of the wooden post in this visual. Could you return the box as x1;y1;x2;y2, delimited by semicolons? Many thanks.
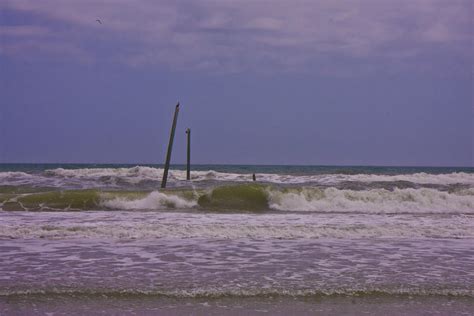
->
161;103;180;188
185;128;191;180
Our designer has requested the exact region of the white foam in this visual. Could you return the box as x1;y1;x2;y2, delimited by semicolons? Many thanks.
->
96;187;474;214
1;212;473;239
339;172;474;185
0;287;472;298
0;171;32;178
44;168;474;185
46;166;159;182
102;191;197;210
267;187;474;213
1;167;473;188
45;166;248;183
0;171;42;186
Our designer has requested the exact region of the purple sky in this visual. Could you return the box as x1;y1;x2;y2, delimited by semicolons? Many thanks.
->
1;0;472;166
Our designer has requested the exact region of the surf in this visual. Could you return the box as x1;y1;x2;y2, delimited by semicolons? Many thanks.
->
1;184;473;214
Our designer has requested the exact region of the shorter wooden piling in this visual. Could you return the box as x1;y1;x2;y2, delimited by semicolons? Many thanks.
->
186;128;191;180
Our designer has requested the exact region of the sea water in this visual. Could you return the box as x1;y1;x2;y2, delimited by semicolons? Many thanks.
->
1;164;473;315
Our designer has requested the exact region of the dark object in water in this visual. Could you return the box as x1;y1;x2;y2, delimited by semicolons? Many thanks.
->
161;103;180;188
186;128;191;180
252;173;256;181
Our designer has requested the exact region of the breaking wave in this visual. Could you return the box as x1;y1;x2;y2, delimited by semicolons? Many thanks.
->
103;191;197;210
1;185;473;214
43;167;474;185
267;187;474;213
1;166;473;189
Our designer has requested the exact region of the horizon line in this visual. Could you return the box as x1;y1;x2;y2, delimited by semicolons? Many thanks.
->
0;162;473;169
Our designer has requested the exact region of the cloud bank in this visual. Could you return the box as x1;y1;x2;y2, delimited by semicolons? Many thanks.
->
1;0;471;74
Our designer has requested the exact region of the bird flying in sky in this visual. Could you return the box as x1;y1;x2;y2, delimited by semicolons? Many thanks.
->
96;19;102;24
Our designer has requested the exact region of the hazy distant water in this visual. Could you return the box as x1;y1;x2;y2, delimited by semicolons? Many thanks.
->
1;164;473;314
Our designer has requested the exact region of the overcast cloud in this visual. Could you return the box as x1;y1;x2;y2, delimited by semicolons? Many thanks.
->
1;0;471;74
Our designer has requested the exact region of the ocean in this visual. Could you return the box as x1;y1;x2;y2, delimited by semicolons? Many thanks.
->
1;164;473;315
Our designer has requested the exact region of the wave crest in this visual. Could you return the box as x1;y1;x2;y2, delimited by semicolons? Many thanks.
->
267;187;474;213
102;191;197;210
1;167;473;189
1;185;473;213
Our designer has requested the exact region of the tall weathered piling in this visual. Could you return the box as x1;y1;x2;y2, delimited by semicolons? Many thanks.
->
186;128;191;180
161;103;180;188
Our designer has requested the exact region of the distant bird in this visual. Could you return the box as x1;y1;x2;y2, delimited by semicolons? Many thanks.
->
96;19;102;24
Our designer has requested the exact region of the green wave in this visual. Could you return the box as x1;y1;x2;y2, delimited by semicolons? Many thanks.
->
1;184;471;213
198;184;268;211
2;190;102;211
0;184;270;212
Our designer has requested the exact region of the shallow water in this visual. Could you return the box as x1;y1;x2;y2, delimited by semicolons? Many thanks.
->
3;294;474;315
2;237;474;296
